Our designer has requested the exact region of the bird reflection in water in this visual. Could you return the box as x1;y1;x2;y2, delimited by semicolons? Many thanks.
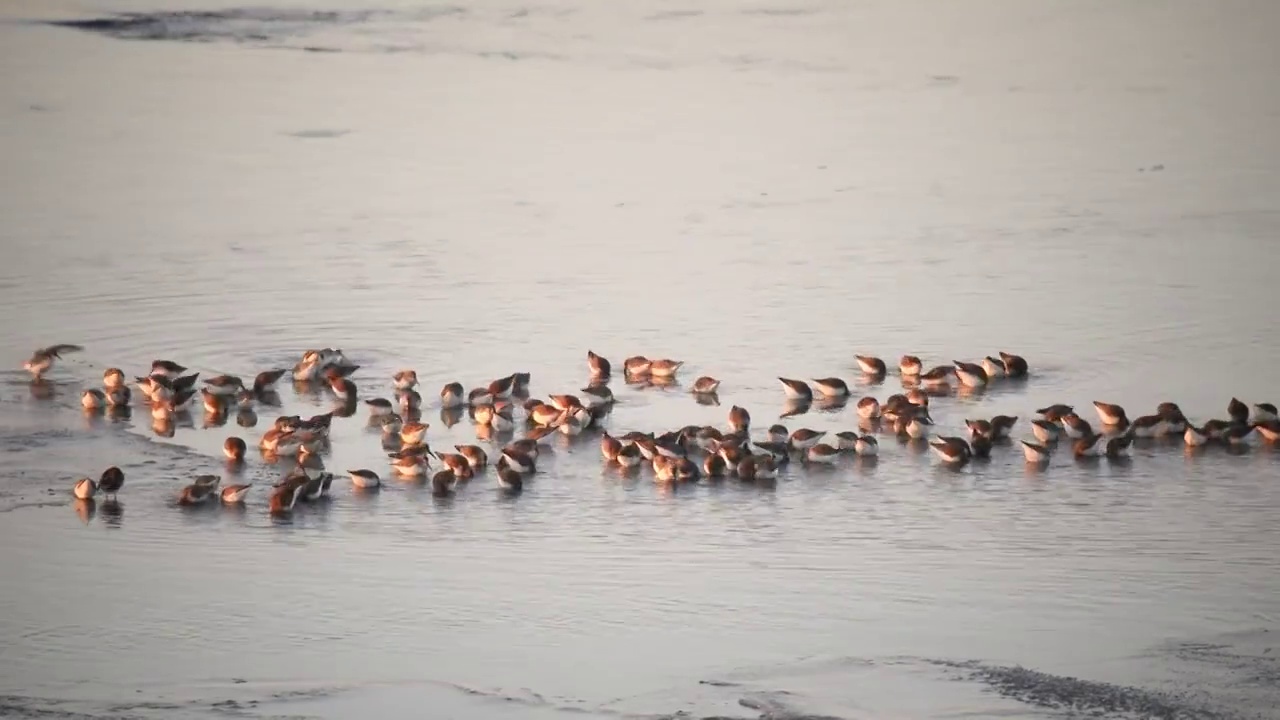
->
29;379;55;401
73;498;95;524
100;499;123;527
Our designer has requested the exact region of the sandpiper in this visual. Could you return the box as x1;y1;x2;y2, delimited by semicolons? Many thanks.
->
1225;397;1249;425
649;359;683;378
855;355;887;376
930;436;972;465
856;396;881;419
220;484;253;503
529;403;564;426
365;398;394;417
455;445;489;470
73;477;97;500
919;366;952;389
1253;403;1278;423
1037;404;1074;423
1092;401;1128;427
269;482;302;514
990;415;1018;439
1060;413;1093;439
905;413;933;439
496;465;523;493
587;350;612;378
201;388;229;415
179;482;218;506
440;382;465;409
204;375;245;397
778;377;813;401
702;453;726;477
1031;419;1061;443
488;374;517;400
899;355;923;376
616;443;642;468
999;352;1028;378
811;377;850;398
623;356;651;375
23;344;83;380
855;434;879;456
981;356;1006;379
103;367;125;388
1224;424;1255;446
151;360;186;378
1021;440;1051;464
391;454;430;477
393;370;419;391
1105;435;1133;460
397;389;421;413
500;448;536;474
952;361;988;388
98;467;124;500
691;376;721;394
965;419;994;440
601;432;623;462
1073;433;1104;458
1183;424;1210;447
467;387;494;407
348;469;381;489
571;388;608;412
438;453;474;480
766;424;789;444
253;369;286;394
789;428;826;450
1253;420;1280;443
806;443;840;464
1201;419;1232;440
400;422;429;445
106;385;131;407
327;373;357;402
426;470;455;497
549;394;583;412
1129;414;1165;438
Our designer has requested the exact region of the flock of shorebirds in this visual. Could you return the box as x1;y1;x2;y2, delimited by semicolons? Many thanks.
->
21;343;1280;517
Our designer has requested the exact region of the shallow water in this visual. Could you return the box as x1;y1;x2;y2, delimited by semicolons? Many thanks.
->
2;1;1280;718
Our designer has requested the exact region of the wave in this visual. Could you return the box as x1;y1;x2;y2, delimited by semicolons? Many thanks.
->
43;7;459;49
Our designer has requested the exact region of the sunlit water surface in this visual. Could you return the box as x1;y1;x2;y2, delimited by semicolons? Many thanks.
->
2;1;1279;718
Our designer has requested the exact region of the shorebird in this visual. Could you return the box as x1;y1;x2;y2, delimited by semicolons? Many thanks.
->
204;375;245;397
73;477;97;500
23;344;83;380
811;377;849;398
98;467;124;501
855;355;887;376
1092;401;1128;428
691;376;721;394
253;369;286;394
899;355;923;376
930;436;972;466
778;377;813;401
999;352;1028;378
348;469;382;489
220;484;253;503
587;350;611;378
1021;440;1051;464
